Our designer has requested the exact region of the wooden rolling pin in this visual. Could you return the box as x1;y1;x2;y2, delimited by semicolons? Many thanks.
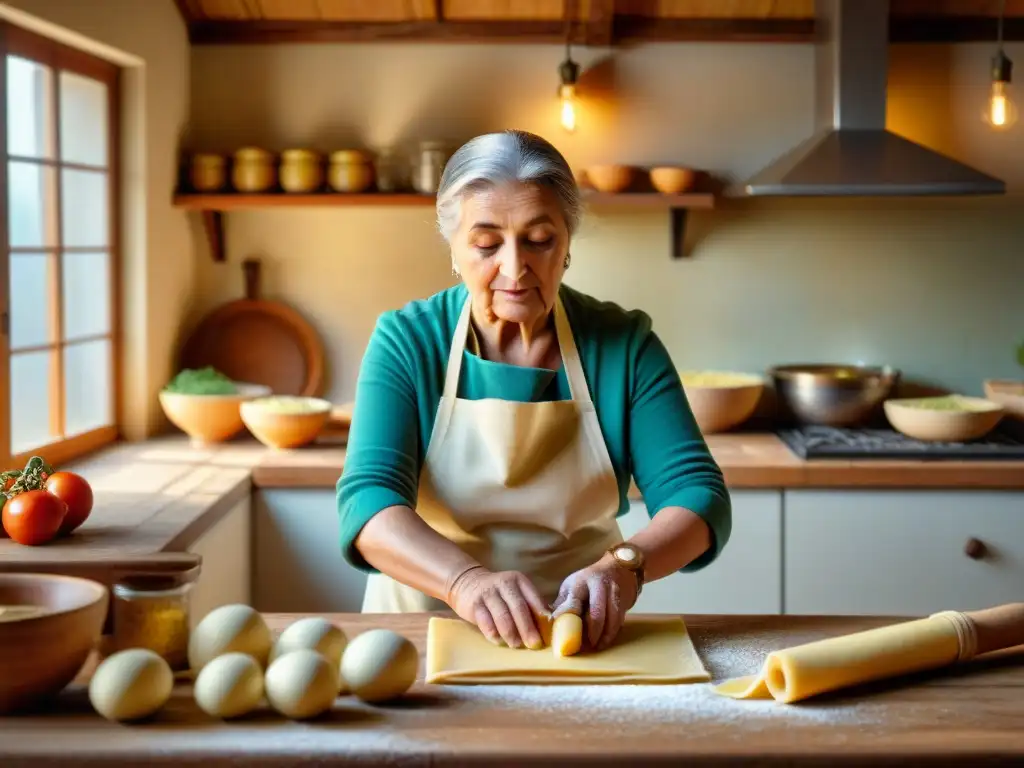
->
714;602;1024;704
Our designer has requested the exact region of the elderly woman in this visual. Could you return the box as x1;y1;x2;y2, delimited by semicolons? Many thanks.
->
337;130;730;652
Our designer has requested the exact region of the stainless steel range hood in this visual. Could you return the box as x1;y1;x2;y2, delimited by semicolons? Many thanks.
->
733;0;1005;197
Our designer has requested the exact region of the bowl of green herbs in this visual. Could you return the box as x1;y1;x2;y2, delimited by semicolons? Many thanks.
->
159;367;271;446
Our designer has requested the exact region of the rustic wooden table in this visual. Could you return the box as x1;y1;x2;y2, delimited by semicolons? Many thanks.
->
1;612;1022;767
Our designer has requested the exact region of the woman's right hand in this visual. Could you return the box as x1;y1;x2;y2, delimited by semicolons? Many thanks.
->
447;565;550;649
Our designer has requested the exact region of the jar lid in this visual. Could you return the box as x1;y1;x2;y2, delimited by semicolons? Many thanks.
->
234;147;274;161
114;570;197;593
281;148;321;161
192;153;226;165
330;149;370;163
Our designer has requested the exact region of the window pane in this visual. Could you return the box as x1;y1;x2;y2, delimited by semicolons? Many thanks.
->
64;338;112;436
60;168;108;247
62;251;111;340
11;350;57;454
59;70;108;166
9;253;53;350
6;56;54;159
8;161;57;247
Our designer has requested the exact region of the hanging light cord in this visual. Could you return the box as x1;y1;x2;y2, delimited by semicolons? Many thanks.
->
997;0;1005;51
563;0;576;59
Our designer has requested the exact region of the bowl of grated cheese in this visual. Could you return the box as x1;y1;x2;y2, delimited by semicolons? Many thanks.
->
240;396;333;449
678;371;765;435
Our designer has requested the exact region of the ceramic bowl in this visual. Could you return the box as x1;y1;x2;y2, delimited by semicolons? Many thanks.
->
884;395;1004;442
0;573;109;714
679;371;765;434
240;396;333;450
649;166;698;194
159;383;272;446
983;379;1024;420
585;165;634;193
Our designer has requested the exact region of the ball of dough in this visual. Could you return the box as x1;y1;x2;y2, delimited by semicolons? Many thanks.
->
340;629;418;703
265;649;339;720
188;603;272;673
271;617;347;668
89;648;174;722
193;652;265;719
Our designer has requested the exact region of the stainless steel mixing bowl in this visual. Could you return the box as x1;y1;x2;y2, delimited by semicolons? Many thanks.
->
769;364;900;427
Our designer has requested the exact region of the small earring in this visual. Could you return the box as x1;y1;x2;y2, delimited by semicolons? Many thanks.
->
563;253;571;269
452;266;461;278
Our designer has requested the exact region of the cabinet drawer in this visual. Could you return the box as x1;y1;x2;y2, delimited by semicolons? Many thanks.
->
784;490;1024;616
618;490;782;615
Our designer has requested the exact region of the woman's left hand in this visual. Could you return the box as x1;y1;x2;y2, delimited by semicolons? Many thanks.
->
549;553;639;651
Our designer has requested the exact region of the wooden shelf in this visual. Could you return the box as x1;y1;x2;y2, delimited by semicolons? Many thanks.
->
173;190;715;261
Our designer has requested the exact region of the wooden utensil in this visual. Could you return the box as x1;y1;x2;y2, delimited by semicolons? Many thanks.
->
178;258;326;397
714;602;1024;704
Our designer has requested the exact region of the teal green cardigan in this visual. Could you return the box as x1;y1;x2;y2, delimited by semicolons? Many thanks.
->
337;282;732;573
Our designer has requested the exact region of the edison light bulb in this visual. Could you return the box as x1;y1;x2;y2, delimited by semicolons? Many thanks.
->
560;83;577;133
985;80;1018;129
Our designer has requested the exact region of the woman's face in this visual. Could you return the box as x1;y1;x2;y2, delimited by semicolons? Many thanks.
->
451;182;569;330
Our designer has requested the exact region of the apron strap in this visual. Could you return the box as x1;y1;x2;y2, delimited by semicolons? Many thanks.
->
441;293;593;405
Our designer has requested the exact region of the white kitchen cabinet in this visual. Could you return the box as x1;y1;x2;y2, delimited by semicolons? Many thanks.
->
187;496;252;627
784;490;1024;616
617;490;783;615
253;489;368;613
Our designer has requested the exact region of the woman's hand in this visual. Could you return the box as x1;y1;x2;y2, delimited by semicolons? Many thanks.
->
550;554;638;651
447;566;550;649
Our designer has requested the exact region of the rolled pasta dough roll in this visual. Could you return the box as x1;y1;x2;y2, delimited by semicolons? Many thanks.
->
551;614;583;657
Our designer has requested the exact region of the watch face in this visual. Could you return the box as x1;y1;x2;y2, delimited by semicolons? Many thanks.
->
615;546;638;564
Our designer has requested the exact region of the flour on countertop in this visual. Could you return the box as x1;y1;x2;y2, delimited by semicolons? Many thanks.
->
441;682;877;728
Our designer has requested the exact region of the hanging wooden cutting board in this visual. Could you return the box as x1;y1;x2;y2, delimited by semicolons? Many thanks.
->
178;258;327;396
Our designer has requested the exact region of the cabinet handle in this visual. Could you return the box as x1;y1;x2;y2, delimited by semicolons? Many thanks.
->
964;537;987;560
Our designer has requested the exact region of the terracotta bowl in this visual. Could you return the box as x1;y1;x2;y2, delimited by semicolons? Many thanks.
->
0;573;109;714
884;395;1004;442
241;396;333;449
585;165;634;193
159;383;272;447
649;166;697;194
679;371;765;434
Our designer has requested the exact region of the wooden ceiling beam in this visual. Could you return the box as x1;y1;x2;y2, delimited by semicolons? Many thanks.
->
584;0;614;46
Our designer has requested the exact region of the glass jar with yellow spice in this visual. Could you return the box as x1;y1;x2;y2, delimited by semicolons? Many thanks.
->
232;147;276;192
279;149;324;193
189;153;227;192
328;150;374;193
110;571;197;672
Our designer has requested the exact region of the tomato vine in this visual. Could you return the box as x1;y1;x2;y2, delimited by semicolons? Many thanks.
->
1;456;55;500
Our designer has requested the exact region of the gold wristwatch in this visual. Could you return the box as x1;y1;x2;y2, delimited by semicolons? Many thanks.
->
606;542;646;598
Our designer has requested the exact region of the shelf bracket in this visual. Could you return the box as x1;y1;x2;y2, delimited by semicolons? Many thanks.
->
200;210;226;262
670;207;690;259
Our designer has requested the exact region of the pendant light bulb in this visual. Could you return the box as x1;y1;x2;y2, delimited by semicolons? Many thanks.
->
985;3;1017;130
558;55;580;134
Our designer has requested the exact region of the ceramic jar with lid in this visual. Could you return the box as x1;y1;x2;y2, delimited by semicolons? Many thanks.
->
411;140;450;195
279;149;324;193
109;572;198;672
328;150;374;193
189;153;227;192
232;147;276;192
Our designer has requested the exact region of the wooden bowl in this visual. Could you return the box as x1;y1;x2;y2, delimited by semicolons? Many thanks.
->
0;573;108;713
649;166;697;194
884;395;1004;442
241;396;333;449
159;383;272;447
585;165;634;193
679;371;765;434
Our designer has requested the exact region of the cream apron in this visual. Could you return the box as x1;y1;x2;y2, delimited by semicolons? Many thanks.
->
361;294;623;612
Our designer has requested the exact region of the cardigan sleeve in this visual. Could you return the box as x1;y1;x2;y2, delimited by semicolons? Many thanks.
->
335;311;423;573
626;316;732;571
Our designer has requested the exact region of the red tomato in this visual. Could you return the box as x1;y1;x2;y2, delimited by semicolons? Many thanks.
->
45;472;94;535
2;490;67;546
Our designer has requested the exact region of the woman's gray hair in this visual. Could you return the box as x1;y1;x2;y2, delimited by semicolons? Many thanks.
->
435;130;582;242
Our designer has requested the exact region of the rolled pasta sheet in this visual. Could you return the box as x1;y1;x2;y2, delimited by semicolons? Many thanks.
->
713;611;972;704
551;614;583;657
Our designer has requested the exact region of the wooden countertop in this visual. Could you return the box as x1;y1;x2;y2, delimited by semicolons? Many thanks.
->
1;612;1022;767
1;433;1022;577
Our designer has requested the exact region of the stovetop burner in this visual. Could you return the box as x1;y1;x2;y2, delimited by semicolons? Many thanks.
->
777;425;1024;460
